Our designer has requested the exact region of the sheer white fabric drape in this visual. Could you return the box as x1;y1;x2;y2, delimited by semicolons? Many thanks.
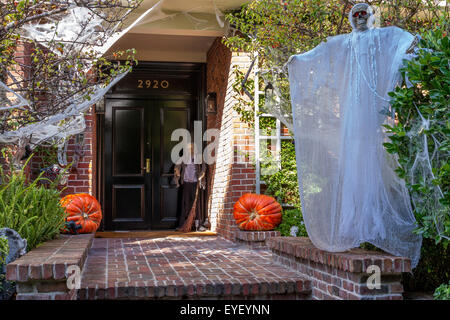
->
287;26;422;267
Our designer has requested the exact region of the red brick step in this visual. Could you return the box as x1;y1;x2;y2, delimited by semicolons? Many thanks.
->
78;237;311;300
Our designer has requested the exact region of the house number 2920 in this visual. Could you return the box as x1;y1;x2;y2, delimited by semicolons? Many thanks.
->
137;79;169;89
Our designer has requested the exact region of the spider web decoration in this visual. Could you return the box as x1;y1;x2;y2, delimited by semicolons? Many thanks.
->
0;71;128;156
0;0;140;164
407;107;449;241
0;0;227;165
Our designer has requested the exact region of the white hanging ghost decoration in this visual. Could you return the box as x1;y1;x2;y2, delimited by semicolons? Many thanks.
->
287;3;422;267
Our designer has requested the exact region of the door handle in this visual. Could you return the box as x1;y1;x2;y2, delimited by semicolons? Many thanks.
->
143;158;150;174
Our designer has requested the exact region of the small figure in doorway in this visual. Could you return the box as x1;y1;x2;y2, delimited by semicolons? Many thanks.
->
174;143;206;231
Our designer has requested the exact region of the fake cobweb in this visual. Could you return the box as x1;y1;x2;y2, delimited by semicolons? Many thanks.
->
407;110;449;241
0;1;136;164
0;0;227;166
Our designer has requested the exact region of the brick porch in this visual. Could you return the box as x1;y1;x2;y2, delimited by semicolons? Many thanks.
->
78;236;311;300
7;234;411;300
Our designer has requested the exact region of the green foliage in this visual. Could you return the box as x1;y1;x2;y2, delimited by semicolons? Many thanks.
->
0;150;67;251
359;242;385;252
275;209;307;237
384;21;449;245
263;140;300;208
259;117;277;133
403;238;450;292
224;0;350;128
224;0;352;62
0;236;10;299
33;145;60;168
0;236;8;265
230;66;270;127
258;131;305;234
224;0;448;127
225;0;447;58
230;66;257;125
0;272;15;300
434;281;450;300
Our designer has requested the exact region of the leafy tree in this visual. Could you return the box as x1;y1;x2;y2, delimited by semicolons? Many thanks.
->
0;0;141;164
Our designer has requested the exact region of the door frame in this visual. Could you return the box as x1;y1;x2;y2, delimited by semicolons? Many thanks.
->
95;62;206;231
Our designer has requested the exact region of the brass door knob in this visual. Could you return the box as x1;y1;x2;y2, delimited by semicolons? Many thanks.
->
143;158;150;173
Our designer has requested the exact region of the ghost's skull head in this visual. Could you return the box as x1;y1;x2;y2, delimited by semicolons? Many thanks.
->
350;3;373;31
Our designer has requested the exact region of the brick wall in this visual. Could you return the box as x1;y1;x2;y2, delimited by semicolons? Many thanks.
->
268;237;410;300
6;234;94;300
235;230;281;250
60;107;96;197
28;107;96;197
9;41;32;85
206;38;257;240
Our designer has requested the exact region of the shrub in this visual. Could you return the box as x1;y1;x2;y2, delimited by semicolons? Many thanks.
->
0;151;67;251
384;20;449;294
260;131;307;237
0;273;15;300
0;236;13;300
403;238;450;292
384;21;449;245
263;140;301;208
434;281;450;300
0;236;7;265
275;209;307;237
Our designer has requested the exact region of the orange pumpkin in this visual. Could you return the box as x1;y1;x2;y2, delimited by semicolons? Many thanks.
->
60;193;102;234
233;193;282;231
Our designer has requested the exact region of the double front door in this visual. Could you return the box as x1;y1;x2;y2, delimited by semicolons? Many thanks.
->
104;99;192;230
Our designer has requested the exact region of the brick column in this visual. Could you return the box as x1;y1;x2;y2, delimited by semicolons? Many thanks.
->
61;107;96;197
268;237;411;300
206;38;256;241
6;234;94;300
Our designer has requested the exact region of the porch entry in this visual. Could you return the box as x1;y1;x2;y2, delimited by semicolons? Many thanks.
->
102;62;205;230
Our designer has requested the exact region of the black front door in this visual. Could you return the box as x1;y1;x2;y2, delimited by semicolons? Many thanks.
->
102;62;204;230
